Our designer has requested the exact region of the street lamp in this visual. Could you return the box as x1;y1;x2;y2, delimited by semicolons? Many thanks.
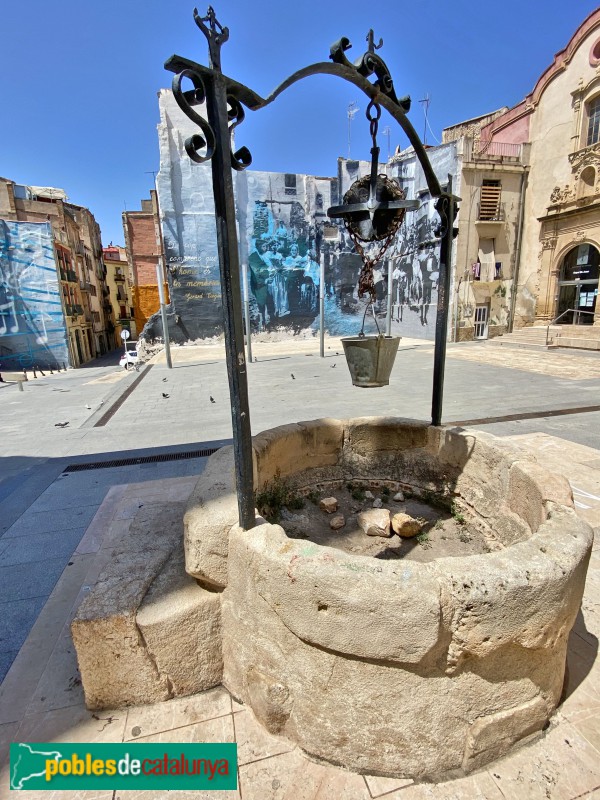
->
165;6;459;530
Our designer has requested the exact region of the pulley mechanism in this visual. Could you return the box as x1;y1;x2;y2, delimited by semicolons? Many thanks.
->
327;98;419;303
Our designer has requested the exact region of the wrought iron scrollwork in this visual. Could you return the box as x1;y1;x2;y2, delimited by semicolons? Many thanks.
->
226;96;252;171
434;195;459;240
170;8;252;171
172;69;215;164
330;30;409;111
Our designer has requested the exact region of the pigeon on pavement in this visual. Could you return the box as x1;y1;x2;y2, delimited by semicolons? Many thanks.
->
162;392;169;398
54;422;69;428
210;396;216;403
291;374;295;380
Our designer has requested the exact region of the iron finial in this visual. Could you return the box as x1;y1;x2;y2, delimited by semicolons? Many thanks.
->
366;30;383;53
193;6;229;69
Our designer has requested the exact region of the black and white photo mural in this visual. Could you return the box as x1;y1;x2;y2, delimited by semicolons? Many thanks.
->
151;89;458;343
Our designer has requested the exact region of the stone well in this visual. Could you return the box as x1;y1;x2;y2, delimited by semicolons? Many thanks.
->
183;418;593;780
71;418;593;779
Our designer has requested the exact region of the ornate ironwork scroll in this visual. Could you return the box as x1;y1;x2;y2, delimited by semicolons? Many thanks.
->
164;7;461;528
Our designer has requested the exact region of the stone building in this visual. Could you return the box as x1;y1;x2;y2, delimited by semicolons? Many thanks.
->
475;8;600;334
0;177;114;367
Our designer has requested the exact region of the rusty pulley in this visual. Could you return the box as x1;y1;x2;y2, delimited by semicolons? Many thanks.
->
327;99;416;387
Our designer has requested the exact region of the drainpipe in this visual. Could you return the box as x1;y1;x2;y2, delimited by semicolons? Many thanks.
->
509;168;528;332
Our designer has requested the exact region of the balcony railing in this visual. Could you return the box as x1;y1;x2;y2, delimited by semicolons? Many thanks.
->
114;269;126;281
476;203;505;222
471;139;522;161
65;269;78;283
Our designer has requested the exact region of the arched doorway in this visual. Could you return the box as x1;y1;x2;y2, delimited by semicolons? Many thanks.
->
556;243;599;324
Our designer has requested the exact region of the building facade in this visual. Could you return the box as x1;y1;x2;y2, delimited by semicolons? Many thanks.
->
0;177;115;367
122;191;164;336
476;8;600;330
149;89;461;344
103;244;136;344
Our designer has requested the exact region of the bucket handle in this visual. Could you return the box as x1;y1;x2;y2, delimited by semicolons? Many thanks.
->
359;299;382;338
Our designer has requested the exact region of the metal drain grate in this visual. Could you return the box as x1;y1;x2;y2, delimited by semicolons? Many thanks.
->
63;447;221;473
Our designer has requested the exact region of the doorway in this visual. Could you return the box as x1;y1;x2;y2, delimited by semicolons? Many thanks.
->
557;244;599;324
474;304;489;340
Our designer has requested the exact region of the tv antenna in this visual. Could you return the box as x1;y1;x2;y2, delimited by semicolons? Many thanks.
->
347;100;359;158
382;125;391;159
419;93;431;145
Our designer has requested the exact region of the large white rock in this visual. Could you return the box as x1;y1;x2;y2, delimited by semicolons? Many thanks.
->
358;508;391;537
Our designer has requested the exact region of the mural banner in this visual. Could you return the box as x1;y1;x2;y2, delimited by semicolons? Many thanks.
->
0;220;69;371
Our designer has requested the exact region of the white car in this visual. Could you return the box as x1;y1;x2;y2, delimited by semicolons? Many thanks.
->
119;350;139;369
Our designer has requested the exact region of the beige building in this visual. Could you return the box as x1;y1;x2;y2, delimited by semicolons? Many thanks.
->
442;128;530;341
476;8;600;333
0;177;115;364
103;244;136;345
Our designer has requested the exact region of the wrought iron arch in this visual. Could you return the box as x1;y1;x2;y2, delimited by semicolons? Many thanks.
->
164;7;459;529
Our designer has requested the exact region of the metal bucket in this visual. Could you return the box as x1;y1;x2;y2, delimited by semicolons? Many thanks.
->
341;335;400;388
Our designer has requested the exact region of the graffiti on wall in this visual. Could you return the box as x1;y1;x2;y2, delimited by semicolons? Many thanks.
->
152;90;456;343
0;221;69;370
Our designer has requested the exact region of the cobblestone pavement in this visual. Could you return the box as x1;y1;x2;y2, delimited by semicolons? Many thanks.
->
447;341;600;380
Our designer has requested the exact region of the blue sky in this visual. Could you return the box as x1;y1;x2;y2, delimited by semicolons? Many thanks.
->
2;1;599;246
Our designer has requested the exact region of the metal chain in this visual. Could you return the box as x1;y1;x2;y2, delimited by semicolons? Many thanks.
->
350;225;399;302
366;99;381;149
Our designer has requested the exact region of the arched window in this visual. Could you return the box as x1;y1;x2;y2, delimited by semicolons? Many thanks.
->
579;165;596;197
586;95;600;146
560;244;599;282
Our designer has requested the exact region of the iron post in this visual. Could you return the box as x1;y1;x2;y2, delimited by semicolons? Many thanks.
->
386;257;393;336
242;262;253;366
432;175;458;427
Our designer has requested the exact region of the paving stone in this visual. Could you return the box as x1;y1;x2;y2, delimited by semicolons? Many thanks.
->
393;772;505;799
363;774;414;797
239;748;371;800
15;703;127;744
124;688;232;741
233;708;294;767
25;487;109;513
0;596;46;652
0;558;70;604
133;713;234;746
2;506;99;538
0;529;84;567
0;720;18;769
485;720;600;799
25;622;84;716
0;649;19;684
